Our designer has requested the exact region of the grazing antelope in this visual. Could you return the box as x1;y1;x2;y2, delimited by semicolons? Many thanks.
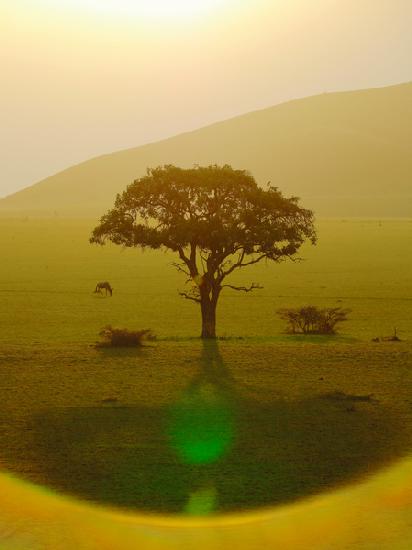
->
94;281;113;296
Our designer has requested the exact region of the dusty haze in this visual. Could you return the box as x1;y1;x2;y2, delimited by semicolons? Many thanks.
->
1;82;411;217
1;0;412;197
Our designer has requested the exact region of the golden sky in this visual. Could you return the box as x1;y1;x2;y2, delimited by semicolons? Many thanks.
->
1;0;411;197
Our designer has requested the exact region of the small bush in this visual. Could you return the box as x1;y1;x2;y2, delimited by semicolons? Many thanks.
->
96;325;155;347
277;306;351;335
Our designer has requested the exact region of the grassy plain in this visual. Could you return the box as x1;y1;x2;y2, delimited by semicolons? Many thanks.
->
0;217;411;514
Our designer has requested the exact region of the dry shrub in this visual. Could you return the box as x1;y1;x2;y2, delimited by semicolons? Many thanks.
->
277;306;351;335
97;325;155;347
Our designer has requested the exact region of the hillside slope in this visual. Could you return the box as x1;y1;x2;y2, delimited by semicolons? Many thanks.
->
1;82;411;217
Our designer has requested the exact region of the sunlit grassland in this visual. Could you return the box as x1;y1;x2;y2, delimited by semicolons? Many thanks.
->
0;217;411;343
0;217;411;512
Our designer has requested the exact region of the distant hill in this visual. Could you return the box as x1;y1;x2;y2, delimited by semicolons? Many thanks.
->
1;82;411;218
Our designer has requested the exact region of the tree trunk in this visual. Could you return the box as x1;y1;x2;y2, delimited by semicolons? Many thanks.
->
200;297;217;339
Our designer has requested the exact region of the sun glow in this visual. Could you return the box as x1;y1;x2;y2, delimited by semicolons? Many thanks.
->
78;0;226;19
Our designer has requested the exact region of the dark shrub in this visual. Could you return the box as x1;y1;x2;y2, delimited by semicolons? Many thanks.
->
97;325;155;347
277;306;351;335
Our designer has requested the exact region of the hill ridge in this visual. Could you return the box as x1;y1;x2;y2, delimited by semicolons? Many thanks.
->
1;81;412;217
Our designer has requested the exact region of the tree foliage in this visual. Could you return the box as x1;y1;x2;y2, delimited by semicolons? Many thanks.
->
91;165;316;338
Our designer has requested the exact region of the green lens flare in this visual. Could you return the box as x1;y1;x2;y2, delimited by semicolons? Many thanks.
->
184;485;218;515
168;383;234;465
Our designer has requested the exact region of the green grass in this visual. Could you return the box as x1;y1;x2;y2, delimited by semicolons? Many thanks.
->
0;217;411;514
0;217;411;342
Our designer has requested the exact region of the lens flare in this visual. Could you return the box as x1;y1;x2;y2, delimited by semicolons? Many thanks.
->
168;383;234;465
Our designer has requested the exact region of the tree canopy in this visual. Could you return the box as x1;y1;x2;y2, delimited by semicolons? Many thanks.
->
90;165;316;338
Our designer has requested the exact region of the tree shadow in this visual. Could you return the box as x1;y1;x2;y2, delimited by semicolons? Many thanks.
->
26;341;412;515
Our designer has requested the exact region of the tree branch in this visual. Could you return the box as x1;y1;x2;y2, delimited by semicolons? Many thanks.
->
190;242;198;274
239;254;270;268
177;247;190;266
220;252;268;279
172;261;191;278
178;291;201;303
221;283;264;293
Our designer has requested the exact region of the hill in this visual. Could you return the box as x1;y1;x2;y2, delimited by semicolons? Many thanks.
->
1;82;411;217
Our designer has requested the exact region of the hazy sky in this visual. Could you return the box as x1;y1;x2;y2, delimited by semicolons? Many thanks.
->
1;0;411;197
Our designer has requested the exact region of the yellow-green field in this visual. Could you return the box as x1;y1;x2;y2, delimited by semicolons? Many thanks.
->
0;217;411;514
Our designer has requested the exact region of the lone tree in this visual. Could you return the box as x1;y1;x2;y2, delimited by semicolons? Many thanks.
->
90;165;316;338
